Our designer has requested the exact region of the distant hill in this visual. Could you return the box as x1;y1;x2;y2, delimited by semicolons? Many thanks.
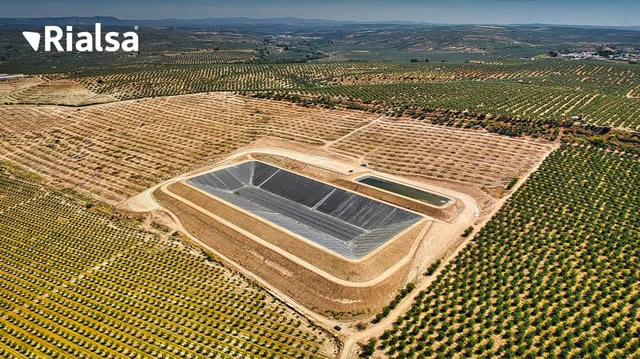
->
0;16;130;27
0;16;636;30
0;16;426;28
0;16;356;28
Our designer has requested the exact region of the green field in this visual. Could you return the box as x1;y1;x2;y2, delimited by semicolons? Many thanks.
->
378;146;640;358
0;164;331;358
50;60;640;131
282;79;640;131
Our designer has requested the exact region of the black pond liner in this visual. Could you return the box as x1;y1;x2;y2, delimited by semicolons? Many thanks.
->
187;161;422;259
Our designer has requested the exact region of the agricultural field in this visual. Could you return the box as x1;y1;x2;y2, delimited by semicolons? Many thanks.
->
0;77;43;97
281;80;640;131
266;60;640;131
0;92;550;204
128;50;257;65
10;59;633;131
71;63;366;100
0;163;335;358
0;79;117;106
1;18;639;359
376;146;640;358
0;93;378;203
328;118;552;192
5;31;640;130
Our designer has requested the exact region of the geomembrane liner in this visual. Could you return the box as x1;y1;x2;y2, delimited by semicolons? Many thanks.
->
357;176;452;207
186;161;422;259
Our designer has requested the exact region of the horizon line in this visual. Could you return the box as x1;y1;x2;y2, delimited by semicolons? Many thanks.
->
0;15;639;29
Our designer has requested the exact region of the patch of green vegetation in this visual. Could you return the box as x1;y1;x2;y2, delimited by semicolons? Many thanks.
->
373;283;416;324
506;177;519;190
361;338;377;358
378;145;640;358
0;164;329;358
425;259;442;276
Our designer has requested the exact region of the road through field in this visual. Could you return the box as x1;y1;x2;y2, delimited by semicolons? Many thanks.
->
119;140;556;357
338;140;559;358
322;115;385;150
112;103;558;358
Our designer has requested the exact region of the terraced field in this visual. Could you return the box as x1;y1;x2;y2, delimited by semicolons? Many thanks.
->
377;146;640;358
0;79;116;106
0;77;44;97
0;163;334;358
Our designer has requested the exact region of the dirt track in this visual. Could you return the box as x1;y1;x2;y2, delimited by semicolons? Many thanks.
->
117;137;559;358
0;90;555;357
338;140;560;358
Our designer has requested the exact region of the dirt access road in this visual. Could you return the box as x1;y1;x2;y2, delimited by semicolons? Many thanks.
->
337;141;560;358
120;143;556;358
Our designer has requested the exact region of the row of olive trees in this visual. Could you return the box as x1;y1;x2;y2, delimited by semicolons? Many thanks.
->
373;146;640;358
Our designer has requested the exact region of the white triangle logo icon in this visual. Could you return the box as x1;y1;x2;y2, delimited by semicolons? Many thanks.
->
22;31;41;51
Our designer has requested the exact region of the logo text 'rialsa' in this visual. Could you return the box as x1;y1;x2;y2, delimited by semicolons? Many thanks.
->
22;23;138;52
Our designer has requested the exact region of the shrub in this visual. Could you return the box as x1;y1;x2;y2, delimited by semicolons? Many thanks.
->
360;338;377;357
461;226;474;237
425;259;442;276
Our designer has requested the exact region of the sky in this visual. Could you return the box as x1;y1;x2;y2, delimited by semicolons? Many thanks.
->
2;0;639;27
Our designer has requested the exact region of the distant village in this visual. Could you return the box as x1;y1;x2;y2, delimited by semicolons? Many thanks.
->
550;49;640;63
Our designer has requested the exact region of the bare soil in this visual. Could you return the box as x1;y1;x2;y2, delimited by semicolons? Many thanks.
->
143;149;480;320
0;92;551;205
1;79;117;105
